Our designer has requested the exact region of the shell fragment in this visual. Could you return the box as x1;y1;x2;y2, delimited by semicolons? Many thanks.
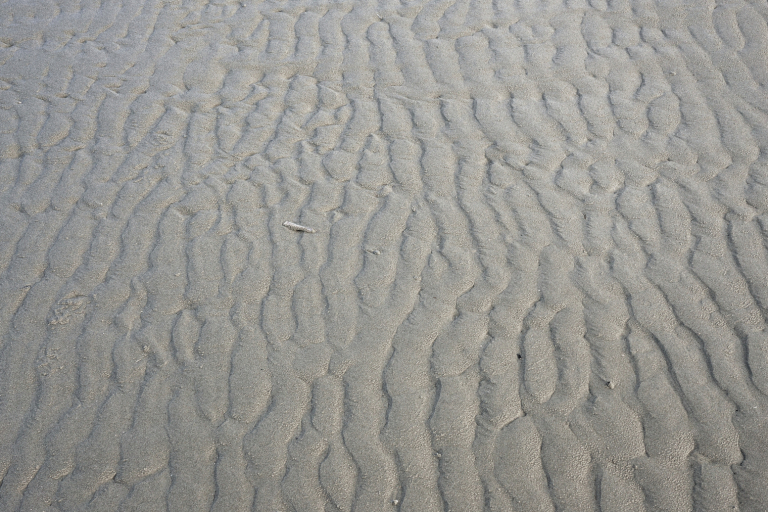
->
283;221;316;233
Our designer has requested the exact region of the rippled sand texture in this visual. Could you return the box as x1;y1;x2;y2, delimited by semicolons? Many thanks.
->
1;0;768;510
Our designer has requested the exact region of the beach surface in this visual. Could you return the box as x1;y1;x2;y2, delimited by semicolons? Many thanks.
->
1;0;768;510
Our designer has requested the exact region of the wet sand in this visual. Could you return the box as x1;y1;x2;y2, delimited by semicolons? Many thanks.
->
1;0;768;510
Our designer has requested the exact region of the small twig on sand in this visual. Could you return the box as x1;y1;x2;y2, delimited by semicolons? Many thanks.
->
283;221;316;233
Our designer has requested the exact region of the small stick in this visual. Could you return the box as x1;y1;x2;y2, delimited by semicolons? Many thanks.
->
283;221;316;233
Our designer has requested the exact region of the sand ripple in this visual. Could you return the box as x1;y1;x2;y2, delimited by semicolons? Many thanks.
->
1;0;767;510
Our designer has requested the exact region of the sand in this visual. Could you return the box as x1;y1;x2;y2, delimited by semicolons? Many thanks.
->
0;0;767;510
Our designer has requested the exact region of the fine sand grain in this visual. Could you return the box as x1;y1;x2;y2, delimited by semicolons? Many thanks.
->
1;0;768;510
